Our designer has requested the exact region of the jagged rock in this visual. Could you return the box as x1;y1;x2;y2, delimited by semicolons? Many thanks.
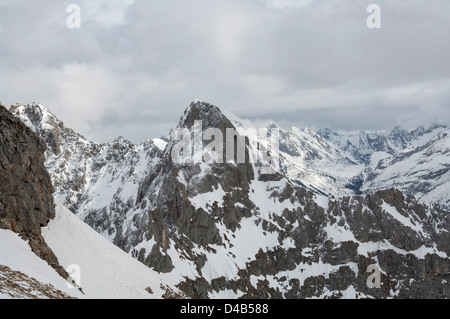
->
320;241;359;265
144;244;174;273
0;104;68;280
0;265;77;299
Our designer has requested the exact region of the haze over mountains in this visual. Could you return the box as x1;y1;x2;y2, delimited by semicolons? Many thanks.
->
273;122;450;210
1;100;449;299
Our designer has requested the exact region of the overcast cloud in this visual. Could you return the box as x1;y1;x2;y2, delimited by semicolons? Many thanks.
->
1;0;449;143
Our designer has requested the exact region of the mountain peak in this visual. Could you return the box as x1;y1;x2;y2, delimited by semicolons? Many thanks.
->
112;136;132;144
10;102;84;157
389;125;407;137
177;100;234;131
183;100;222;118
10;102;58;130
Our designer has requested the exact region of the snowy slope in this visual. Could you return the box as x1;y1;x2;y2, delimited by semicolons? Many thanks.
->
10;103;165;251
41;202;164;299
259;124;363;197
0;229;84;299
1;201;165;299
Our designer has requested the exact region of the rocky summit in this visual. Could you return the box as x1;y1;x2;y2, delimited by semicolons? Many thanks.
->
8;100;450;299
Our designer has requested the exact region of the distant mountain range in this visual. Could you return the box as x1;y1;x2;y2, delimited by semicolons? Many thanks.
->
270;121;450;210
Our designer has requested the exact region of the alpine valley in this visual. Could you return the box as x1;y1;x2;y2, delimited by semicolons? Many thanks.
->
0;100;449;299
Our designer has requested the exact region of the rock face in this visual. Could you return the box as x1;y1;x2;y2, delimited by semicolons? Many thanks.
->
0;264;76;299
0;104;68;279
11;101;450;299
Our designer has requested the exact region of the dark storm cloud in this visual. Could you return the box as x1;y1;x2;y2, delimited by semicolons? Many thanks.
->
0;0;449;143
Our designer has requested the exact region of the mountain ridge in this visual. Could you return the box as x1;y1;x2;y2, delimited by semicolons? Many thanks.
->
8;100;450;298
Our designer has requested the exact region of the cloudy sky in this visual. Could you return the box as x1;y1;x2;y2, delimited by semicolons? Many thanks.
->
1;0;449;143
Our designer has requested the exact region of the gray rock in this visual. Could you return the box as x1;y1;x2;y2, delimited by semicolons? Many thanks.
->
0;104;68;280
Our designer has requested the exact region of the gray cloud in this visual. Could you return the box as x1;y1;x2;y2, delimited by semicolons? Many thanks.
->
1;0;449;143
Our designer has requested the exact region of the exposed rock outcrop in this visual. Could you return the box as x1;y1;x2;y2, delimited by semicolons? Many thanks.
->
0;104;68;279
0;265;76;299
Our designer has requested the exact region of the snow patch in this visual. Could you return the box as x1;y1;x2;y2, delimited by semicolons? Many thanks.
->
42;201;164;299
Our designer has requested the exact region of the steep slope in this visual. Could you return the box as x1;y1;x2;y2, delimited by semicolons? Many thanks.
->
11;101;450;298
266;124;363;197
0;202;166;299
130;101;325;297
0;104;69;280
11;102;166;250
0;230;81;299
0;264;76;299
41;201;164;298
1;103;166;299
0;103;79;298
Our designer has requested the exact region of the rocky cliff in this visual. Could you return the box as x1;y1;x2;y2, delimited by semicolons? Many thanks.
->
0;104;68;279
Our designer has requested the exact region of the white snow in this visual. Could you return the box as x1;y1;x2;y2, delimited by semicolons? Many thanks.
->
0;229;84;299
41;201;163;299
190;183;226;210
314;194;329;209
381;201;424;234
153;138;167;151
248;178;297;219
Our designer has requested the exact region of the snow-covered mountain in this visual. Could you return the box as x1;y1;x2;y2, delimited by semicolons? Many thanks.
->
0;103;163;299
7;101;449;299
264;124;364;197
255;123;450;210
360;128;450;210
11;102;166;251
